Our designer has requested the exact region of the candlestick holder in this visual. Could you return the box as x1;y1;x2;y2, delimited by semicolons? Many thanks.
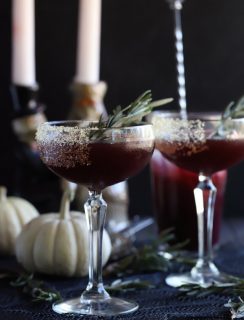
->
69;81;107;120
69;81;129;233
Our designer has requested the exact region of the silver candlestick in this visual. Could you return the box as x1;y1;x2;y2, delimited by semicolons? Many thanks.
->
167;0;187;117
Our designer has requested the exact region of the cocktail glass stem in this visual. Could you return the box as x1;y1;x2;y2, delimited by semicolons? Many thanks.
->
191;173;219;284
82;190;110;300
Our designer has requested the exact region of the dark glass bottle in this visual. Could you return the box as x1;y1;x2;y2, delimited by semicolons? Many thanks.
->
11;85;60;212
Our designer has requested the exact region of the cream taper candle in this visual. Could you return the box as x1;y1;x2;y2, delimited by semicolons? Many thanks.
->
75;0;101;84
12;0;36;86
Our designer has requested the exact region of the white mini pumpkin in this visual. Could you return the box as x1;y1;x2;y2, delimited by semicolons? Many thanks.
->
0;186;39;255
15;188;112;277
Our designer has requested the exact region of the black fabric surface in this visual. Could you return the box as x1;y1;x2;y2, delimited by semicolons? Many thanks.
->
0;246;242;320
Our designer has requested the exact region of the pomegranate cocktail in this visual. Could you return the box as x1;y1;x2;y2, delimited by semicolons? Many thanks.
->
152;113;244;287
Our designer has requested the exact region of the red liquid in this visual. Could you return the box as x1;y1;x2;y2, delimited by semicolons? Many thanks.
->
156;139;244;175
150;150;227;250
39;140;154;191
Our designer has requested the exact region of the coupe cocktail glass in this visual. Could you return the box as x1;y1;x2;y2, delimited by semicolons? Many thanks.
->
36;120;154;315
152;112;244;286
149;111;227;250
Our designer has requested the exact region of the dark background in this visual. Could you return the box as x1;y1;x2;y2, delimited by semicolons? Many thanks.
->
0;0;244;217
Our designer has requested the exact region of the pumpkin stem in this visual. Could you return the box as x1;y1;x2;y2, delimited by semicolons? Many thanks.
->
60;186;76;219
0;186;7;202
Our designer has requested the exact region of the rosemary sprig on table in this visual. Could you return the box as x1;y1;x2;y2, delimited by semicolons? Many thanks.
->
8;272;153;300
179;276;244;297
179;277;244;319
225;297;244;319
89;90;172;139
104;228;191;277
106;278;155;293
10;273;62;303
179;280;244;319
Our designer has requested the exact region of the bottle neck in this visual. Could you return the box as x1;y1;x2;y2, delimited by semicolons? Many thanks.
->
10;84;47;146
11;84;41;118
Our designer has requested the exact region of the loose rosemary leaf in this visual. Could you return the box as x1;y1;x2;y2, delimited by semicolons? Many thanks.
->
106;278;155;293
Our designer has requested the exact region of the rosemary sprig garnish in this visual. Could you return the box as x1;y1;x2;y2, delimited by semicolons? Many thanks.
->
212;95;244;138
89;90;172;139
10;273;62;303
102;90;172;128
222;96;244;120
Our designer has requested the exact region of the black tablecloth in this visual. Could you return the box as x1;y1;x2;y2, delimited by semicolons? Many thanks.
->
1;243;243;320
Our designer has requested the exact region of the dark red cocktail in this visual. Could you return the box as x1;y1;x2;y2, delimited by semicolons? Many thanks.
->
39;140;154;191
152;113;244;286
156;138;244;175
